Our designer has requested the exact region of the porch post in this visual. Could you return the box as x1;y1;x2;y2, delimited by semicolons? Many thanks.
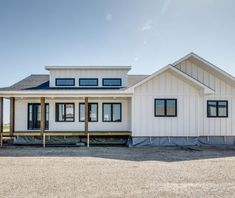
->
0;97;3;147
10;97;15;137
40;97;46;147
84;97;89;147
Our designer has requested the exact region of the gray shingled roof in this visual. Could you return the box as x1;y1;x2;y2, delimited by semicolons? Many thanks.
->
0;74;149;91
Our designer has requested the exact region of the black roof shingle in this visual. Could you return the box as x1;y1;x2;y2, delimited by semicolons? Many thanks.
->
0;74;149;91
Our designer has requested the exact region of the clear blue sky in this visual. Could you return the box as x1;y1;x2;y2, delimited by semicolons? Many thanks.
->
0;0;235;123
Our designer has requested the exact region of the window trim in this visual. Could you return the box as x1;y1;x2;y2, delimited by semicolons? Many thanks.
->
79;103;98;122
27;103;49;130
207;100;228;118
102;103;122;122
55;78;75;87
79;78;98;87
55;103;75;122
154;99;177;117
102;78;122;87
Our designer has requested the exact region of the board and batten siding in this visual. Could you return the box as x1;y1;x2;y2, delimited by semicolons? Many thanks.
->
133;70;201;137
15;98;131;132
49;69;128;87
174;60;235;136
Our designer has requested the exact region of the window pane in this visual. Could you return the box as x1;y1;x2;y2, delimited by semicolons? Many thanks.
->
46;105;49;121
155;100;165;116
208;101;217;116
166;100;176;116
56;79;75;86
103;79;122;86
79;79;98;86
58;104;65;121
45;104;49;129
103;104;111;121
79;104;85;121
65;104;74;121
28;104;33;129
113;104;121;122
218;101;227;117
90;104;98;121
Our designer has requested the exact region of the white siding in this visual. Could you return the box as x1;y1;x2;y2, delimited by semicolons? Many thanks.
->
15;98;131;132
133;71;200;137
174;60;235;137
49;69;128;87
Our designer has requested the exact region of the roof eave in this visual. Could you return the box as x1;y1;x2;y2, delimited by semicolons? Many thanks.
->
45;66;132;71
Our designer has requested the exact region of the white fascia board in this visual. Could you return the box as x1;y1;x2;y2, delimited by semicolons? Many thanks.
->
173;52;235;82
126;65;172;92
45;66;132;71
126;64;214;95
0;90;133;98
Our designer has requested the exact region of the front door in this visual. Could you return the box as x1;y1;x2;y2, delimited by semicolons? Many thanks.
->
28;103;49;130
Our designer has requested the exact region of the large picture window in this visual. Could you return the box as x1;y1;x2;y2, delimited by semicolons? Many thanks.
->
28;103;49;130
207;100;228;117
102;78;122;86
79;78;98;86
79;103;98;122
55;78;75;86
154;99;177;117
56;103;75;122
102;103;121;122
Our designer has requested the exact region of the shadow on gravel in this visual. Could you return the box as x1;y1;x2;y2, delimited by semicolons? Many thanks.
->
0;145;235;162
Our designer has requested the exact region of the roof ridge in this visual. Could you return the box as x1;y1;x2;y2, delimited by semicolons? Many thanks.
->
128;74;149;76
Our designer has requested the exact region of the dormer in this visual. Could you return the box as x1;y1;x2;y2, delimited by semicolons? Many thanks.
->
45;66;131;88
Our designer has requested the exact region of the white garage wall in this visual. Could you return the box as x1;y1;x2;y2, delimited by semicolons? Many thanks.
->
133;71;201;137
15;98;131;132
175;59;235;136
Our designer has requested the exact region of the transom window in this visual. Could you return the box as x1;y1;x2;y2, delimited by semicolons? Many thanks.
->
154;99;177;117
79;78;98;86
103;103;122;122
55;78;75;86
207;100;228;117
102;78;122;86
28;103;49;130
79;103;98;122
56;103;75;122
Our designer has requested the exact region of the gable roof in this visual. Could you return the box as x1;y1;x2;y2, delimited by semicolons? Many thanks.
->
173;52;235;83
127;65;215;94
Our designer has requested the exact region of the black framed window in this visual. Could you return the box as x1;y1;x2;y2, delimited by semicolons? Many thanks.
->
55;78;75;86
207;100;228;117
56;103;75;122
79;103;98;122
154;99;177;117
28;103;49;130
79;78;98;86
102;103;121;122
102;78;122;86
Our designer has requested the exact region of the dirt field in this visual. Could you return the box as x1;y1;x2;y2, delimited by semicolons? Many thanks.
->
0;146;234;198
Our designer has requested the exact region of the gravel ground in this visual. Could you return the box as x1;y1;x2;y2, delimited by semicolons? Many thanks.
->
0;146;235;198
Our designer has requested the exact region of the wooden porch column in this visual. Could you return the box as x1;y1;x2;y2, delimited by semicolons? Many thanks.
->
40;97;46;147
10;97;15;137
0;97;3;146
84;97;89;147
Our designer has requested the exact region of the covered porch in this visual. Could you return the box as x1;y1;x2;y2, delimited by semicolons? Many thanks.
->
0;94;133;147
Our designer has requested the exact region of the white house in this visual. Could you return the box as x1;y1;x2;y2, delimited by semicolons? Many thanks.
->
0;52;235;147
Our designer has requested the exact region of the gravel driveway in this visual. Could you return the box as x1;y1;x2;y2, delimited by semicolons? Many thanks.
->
0;146;234;198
